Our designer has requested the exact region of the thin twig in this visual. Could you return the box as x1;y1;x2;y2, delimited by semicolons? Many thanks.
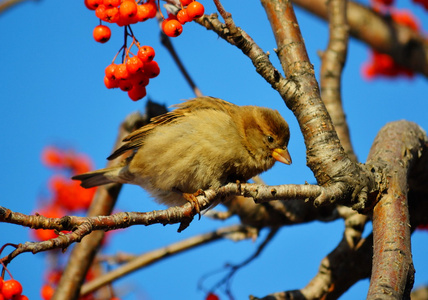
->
159;31;203;97
80;224;251;295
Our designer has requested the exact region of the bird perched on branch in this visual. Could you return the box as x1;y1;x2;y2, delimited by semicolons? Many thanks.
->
72;96;291;212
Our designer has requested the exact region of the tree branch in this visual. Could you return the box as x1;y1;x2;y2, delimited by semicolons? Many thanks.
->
80;224;252;296
293;0;428;77
365;121;427;299
320;0;357;163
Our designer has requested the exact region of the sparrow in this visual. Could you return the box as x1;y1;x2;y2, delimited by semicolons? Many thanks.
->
72;96;291;211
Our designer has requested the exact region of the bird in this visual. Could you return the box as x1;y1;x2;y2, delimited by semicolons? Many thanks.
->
72;96;292;212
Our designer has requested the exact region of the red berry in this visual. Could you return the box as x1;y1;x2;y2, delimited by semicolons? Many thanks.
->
93;25;111;43
119;79;133;91
105;63;118;80
103;0;120;7
114;63;129;80
41;284;54;300
180;0;193;5
144;1;157;18
143;61;160;78
128;85;147;101
104;76;119;89
136;4;151;22
2;280;23;299
119;0;138;19
126;56;144;74
130;72;149;86
0;277;4;290
162;19;183;37
186;1;204;19
177;8;192;24
205;293;220;300
104;7;120;23
85;0;103;10
137;45;155;63
95;4;107;19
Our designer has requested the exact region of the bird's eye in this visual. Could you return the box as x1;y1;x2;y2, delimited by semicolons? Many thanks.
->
267;136;274;143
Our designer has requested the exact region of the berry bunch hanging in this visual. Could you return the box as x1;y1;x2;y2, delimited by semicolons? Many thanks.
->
84;0;205;101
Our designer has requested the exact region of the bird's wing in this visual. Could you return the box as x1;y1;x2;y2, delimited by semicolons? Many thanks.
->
107;96;237;160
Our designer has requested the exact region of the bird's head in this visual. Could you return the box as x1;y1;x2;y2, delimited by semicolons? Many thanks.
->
239;106;291;171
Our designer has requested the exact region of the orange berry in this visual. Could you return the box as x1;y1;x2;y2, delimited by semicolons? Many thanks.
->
143;60;160;78
128;85;147;101
103;0;120;7
104;7;119;23
130;72;149;86
136;4;151;22
95;4;107;19
187;1;204;19
114;63;130;80
177;8;192;24
85;0;103;10
41;285;54;300
42;146;64;168
104;76;119;89
119;79;134;91
93;25;111;43
144;1;157;18
162;19;183;37
205;293;220;300
105;63;118;80
119;0;138;19
137;45;155;62
126;56;144;74
180;0;193;5
2;280;23;299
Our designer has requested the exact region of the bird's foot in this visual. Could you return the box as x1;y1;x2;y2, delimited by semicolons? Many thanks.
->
182;189;205;219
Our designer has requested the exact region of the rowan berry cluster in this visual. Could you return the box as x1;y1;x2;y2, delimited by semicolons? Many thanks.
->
162;0;205;37
85;0;205;101
362;0;423;79
103;39;159;101
0;277;27;300
32;147;97;241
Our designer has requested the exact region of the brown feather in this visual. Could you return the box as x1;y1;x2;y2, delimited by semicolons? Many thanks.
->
107;96;238;160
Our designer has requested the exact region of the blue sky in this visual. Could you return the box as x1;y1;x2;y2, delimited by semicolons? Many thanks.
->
1;1;427;299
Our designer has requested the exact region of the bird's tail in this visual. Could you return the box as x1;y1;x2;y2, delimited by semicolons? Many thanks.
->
72;167;124;188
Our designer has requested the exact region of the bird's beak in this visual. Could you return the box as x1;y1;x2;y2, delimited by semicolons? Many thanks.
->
272;148;292;165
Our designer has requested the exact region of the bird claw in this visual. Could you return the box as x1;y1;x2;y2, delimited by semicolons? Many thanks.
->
182;189;205;219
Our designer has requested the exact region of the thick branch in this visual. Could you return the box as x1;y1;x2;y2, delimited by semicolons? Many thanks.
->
293;0;428;77
260;0;371;208
365;121;427;299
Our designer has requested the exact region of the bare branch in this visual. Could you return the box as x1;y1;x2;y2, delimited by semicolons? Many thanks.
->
80;224;251;296
320;0;357;163
366;121;427;299
293;0;428;77
194;12;298;102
